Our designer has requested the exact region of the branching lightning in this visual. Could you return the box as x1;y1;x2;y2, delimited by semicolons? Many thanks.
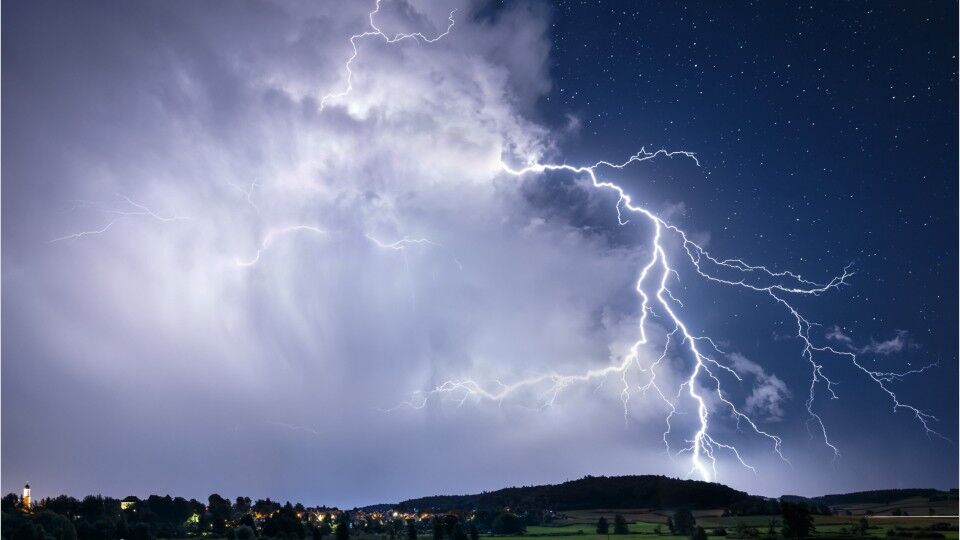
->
50;196;187;243
365;234;440;251
310;0;943;481
235;225;326;267
319;0;456;111
400;149;943;482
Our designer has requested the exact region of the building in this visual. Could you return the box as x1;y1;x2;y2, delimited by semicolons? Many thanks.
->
121;496;140;511
22;483;30;509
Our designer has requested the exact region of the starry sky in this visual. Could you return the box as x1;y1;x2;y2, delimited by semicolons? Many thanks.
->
2;1;957;507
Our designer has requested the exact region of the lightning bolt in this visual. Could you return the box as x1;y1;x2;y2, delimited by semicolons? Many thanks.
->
401;148;942;482
50;195;187;243
365;234;441;251
319;0;456;112
235;225;326;267
228;179;261;214
49;218;123;243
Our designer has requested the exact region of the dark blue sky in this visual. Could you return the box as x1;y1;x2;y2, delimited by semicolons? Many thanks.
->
2;0;956;505
531;0;958;488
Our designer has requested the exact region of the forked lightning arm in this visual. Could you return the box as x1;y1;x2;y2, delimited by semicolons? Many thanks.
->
50;196;187;243
402;149;942;481
234;225;326;267
319;0;456;111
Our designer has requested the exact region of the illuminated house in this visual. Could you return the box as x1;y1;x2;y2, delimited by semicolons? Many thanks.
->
121;496;140;510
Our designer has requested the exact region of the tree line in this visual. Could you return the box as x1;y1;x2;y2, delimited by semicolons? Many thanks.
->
589;503;817;540
0;492;534;540
1;493;344;540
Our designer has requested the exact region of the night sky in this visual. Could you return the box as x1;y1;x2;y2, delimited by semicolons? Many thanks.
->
2;1;957;507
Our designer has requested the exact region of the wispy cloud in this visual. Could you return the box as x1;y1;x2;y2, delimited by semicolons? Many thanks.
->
727;353;790;422
826;326;913;356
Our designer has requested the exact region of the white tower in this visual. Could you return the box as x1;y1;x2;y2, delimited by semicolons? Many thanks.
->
22;483;31;509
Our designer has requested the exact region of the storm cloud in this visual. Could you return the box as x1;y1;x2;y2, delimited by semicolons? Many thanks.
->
3;0;954;507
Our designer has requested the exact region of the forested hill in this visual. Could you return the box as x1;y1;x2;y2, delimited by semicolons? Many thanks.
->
812;489;956;506
381;475;760;512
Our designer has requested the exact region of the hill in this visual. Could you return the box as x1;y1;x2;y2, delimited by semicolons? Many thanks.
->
812;488;955;507
372;475;761;512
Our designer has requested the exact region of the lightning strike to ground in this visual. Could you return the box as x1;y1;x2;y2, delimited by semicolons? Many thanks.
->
401;149;942;482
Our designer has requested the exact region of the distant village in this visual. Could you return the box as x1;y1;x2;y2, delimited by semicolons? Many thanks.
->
4;480;956;540
2;482;552;540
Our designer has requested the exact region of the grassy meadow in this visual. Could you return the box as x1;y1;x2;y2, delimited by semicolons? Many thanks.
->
459;499;959;540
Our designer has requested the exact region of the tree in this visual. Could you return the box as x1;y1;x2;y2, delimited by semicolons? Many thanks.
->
734;522;759;539
857;517;869;536
388;519;404;540
238;514;257;530
253;499;280;518
13;521;45;540
653;526;662;536
34;511;78;540
406;521;418;540
613;515;629;535
453;523;468;540
766;519;778;537
666;518;675;535
2;494;23;515
690;526;707;540
78;496;120;525
468;522;479;540
780;503;814;540
237;526;256;540
491;514;524;536
336;513;351;540
432;517;444;540
41;497;81;518
130;523;153;540
596;517;609;535
263;505;304;539
672;509;695;537
443;515;460;540
208;495;232;535
235;497;252;515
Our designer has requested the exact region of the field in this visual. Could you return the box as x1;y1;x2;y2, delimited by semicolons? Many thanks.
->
492;515;959;540
482;497;958;540
342;495;958;540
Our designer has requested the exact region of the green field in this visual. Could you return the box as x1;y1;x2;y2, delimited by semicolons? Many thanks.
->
484;506;958;540
345;495;958;540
